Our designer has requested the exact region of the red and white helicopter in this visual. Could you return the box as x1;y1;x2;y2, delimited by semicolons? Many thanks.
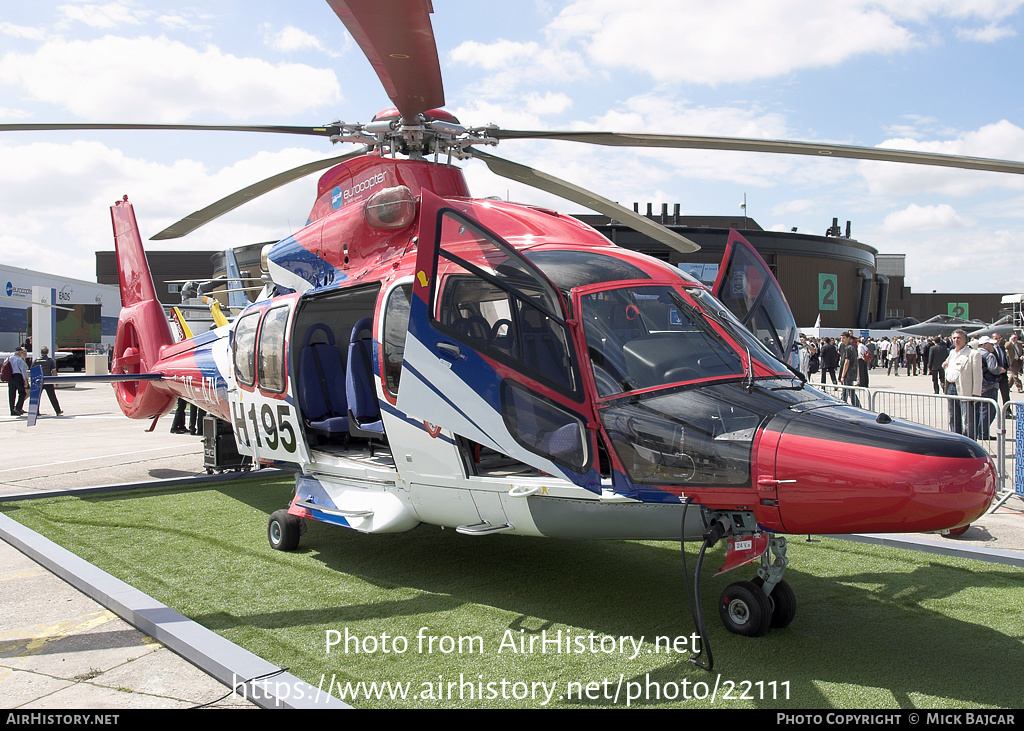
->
13;1;1013;659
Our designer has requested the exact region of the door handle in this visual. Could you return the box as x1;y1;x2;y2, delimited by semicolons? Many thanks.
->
436;342;462;361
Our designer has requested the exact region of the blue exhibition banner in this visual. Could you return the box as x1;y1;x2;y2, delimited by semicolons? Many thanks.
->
1016;405;1024;496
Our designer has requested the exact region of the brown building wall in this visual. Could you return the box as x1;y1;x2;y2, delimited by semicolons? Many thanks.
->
96;250;220;306
773;255;872;328
910;293;1005;323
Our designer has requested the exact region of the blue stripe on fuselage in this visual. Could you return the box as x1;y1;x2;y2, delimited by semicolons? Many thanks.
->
269;235;348;290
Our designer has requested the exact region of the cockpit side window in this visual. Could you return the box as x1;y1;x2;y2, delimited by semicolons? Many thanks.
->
600;385;762;487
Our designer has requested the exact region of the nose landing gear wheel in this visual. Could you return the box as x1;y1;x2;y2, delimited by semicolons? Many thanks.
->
268;509;302;551
719;580;772;637
752;576;797;629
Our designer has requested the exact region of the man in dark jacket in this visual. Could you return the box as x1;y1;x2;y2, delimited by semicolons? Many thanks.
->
839;332;860;407
37;346;63;415
927;337;949;395
819;337;839;385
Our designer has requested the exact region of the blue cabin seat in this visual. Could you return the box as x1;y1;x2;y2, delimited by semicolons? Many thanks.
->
298;324;349;436
346;317;386;451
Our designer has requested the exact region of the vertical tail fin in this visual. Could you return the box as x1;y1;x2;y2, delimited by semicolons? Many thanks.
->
110;196;175;418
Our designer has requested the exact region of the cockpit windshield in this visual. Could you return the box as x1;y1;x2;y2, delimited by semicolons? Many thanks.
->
580;284;790;398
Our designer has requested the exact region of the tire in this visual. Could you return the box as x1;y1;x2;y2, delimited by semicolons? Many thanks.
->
753;577;797;629
268;509;301;551
719;580;772;637
941;524;970;538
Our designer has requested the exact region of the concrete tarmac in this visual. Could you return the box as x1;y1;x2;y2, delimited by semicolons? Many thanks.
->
1;374;1021;709
1;384;257;709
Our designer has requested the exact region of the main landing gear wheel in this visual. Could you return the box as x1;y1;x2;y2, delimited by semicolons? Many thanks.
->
752;576;797;629
719;580;772;637
268;509;302;551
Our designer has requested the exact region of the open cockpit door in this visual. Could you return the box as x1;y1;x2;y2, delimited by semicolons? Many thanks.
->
712;230;801;369
396;190;602;492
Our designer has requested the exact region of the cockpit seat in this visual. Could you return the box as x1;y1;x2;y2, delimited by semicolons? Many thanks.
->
298;324;349;436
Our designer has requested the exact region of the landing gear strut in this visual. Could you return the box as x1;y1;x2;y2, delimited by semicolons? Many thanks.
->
719;534;795;635
683;509;797;671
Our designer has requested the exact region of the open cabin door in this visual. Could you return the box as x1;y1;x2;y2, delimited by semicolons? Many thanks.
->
712;230;801;369
228;296;311;466
396;190;602;493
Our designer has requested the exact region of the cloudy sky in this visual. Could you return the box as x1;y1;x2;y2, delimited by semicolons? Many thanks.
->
2;0;1024;295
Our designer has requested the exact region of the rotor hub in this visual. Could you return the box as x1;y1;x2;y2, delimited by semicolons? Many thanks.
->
328;109;496;161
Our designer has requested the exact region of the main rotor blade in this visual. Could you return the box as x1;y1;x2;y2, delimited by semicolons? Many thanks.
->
326;0;444;121
492;130;1024;176
151;147;367;240
471;148;700;254
0;123;339;137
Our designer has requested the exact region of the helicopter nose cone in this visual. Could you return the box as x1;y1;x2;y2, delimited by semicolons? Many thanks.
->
761;405;996;535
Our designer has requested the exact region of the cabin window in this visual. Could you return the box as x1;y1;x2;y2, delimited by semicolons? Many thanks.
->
233;310;260;387
257;305;290;394
383;284;412;396
434;211;578;396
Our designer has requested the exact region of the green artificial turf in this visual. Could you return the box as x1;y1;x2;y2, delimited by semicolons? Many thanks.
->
2;476;1022;709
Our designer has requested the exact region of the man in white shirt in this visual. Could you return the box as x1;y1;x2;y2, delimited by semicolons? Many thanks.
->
942;330;982;439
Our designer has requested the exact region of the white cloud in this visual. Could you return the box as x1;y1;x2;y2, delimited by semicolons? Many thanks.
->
882;203;968;231
572;95;851;189
878;0;1024;23
0;139;332;278
772;199;817;216
887;227;1024;293
262;24;344;57
154;11;213;33
860;120;1024;196
454;1;1024;90
450;40;585;77
524;92;573;116
546;0;915;85
451;40;539;70
59;2;146;29
957;22;1017;40
0;36;342;122
0;22;48;41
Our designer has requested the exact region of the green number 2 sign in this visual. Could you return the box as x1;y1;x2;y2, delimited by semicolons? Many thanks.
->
819;274;838;311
